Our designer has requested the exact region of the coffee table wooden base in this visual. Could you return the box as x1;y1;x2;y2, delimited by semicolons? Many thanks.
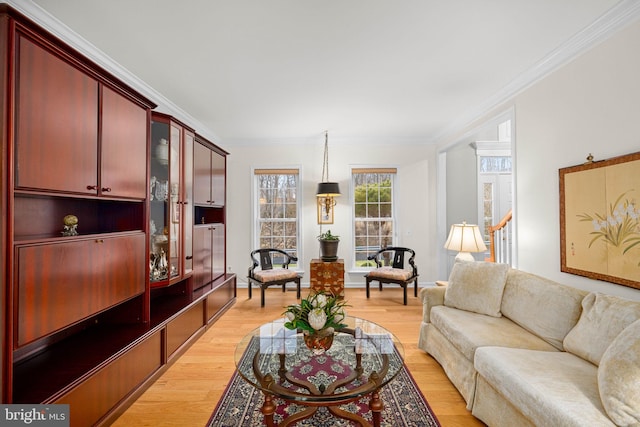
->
254;351;389;426
260;390;383;427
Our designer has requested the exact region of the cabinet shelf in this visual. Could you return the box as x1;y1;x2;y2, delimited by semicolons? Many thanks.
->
12;297;149;404
194;206;224;225
14;194;144;241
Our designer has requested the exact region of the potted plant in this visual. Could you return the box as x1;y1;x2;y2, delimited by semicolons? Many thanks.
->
318;229;340;261
283;292;348;354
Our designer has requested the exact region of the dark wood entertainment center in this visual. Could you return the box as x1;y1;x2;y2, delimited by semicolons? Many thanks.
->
0;5;236;425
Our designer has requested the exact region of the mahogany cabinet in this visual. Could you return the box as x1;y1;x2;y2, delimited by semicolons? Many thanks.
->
1;7;236;426
193;135;228;290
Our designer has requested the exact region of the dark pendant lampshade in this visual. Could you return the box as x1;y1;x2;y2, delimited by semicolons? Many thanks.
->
316;182;341;197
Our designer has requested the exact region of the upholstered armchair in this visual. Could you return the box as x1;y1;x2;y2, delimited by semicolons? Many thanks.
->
364;247;419;305
248;248;301;307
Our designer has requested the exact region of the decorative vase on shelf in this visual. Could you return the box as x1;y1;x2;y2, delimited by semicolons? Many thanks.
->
155;138;169;165
303;328;334;355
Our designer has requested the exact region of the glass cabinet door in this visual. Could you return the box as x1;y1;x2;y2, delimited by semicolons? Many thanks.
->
150;119;183;285
168;124;182;280
150;120;170;284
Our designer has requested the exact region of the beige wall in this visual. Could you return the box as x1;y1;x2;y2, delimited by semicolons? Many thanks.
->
226;139;438;289
440;18;640;300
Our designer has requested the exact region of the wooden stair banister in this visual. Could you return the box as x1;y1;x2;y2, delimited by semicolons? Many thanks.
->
485;209;513;263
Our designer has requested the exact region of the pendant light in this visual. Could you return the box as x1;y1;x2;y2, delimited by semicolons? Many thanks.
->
316;131;341;216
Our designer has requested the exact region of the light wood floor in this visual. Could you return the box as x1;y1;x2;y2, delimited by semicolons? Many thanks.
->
112;287;485;427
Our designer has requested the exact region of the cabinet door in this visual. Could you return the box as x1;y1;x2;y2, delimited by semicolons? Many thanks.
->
16;233;146;347
212;224;225;281
211;151;226;206
193;142;211;205
15;34;98;193
101;86;148;199
192;225;212;289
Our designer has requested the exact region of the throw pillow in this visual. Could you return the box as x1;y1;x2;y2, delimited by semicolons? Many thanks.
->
598;319;640;425
563;292;640;366
443;261;510;317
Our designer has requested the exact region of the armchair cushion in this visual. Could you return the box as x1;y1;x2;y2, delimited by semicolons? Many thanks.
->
444;261;509;318
367;266;414;281
254;268;299;283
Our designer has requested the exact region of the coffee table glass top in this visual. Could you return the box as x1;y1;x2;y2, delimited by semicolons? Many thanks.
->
234;316;404;404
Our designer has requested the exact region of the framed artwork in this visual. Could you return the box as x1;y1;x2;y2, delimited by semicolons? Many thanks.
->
317;197;334;224
559;151;640;290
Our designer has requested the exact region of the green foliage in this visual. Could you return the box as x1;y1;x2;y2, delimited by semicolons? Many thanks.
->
317;229;339;241
354;178;392;217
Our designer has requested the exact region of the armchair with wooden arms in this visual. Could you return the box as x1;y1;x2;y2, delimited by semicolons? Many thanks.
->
248;248;301;307
364;247;419;305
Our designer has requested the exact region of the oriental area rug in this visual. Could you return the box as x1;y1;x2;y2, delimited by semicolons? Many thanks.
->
207;343;440;427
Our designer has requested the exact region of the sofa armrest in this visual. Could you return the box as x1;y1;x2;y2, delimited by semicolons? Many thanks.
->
419;286;446;324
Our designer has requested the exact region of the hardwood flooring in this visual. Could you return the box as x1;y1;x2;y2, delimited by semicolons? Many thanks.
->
112;287;485;427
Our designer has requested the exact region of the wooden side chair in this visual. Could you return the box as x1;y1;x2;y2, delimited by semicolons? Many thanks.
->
365;247;419;305
248;248;301;307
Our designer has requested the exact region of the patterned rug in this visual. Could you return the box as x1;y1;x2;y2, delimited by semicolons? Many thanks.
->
207;338;440;427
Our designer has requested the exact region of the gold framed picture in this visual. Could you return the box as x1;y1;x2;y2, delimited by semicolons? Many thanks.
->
317;197;334;224
559;151;640;290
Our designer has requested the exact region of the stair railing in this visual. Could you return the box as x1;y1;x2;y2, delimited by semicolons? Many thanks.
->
485;209;513;264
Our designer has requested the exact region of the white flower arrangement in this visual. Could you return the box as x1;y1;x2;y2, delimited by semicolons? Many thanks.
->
283;292;348;333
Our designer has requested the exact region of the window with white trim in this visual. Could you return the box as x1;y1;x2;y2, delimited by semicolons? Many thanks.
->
254;169;300;267
352;168;397;268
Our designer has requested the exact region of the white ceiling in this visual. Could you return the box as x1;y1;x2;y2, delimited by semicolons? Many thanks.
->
18;0;632;144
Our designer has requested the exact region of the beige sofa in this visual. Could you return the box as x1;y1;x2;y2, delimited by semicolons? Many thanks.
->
418;261;640;427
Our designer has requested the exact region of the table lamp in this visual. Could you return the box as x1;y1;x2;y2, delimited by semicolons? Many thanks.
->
444;221;487;262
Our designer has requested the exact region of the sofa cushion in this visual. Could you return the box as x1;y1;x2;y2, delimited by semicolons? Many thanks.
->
474;347;614;427
430;306;557;361
444;261;509;317
563;292;640;366
598;319;640;425
501;269;587;350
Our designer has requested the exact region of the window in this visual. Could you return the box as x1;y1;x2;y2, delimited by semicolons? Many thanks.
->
352;168;397;268
254;169;300;267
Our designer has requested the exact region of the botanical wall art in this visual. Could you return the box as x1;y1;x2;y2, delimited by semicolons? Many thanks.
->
560;151;640;290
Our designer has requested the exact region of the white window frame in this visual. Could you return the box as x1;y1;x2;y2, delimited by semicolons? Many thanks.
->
351;167;397;271
252;167;302;269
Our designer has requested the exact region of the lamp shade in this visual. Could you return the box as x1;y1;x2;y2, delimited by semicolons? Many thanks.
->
316;182;341;197
444;222;487;254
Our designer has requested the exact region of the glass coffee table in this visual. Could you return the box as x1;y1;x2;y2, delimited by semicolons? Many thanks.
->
234;316;404;427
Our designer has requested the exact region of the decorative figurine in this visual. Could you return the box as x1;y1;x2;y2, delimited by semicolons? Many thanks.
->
62;214;79;236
